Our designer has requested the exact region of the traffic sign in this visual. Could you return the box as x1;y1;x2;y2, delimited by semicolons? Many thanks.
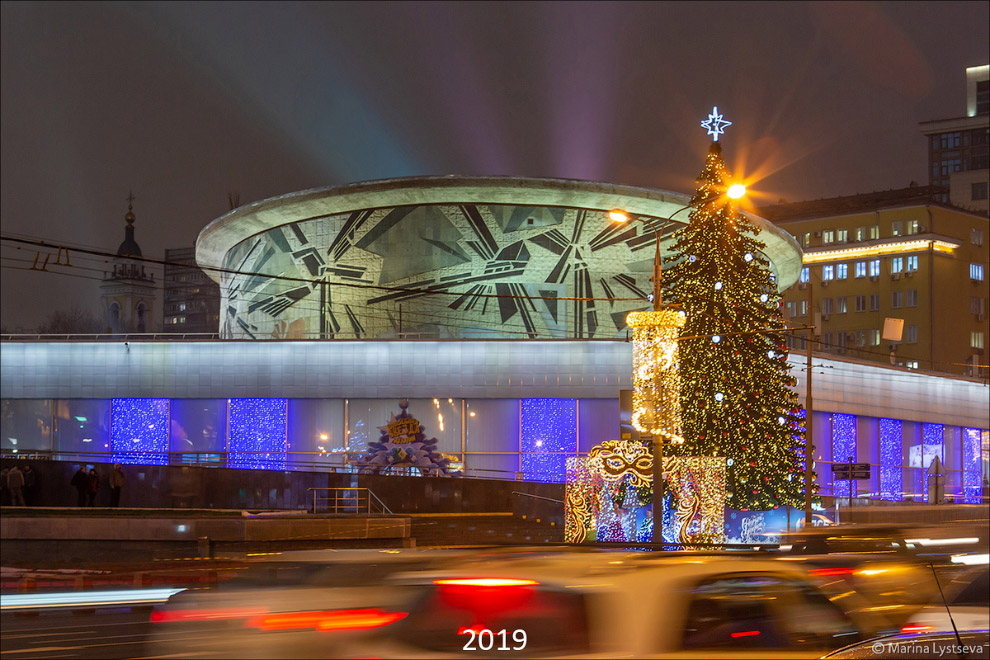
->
832;463;871;480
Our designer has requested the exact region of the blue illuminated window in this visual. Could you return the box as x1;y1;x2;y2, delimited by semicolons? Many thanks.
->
111;398;170;465
228;398;287;470
869;260;880;277
962;428;982;504
921;423;944;503
520;398;576;483
823;265;834;281
878;419;902;501
831;413;856;499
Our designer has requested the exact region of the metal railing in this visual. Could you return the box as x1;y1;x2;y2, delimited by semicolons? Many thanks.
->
307;487;393;515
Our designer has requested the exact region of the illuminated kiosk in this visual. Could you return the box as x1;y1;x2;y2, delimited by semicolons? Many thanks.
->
195;176;803;340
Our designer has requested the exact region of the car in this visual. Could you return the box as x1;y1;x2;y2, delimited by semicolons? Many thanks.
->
821;630;989;659
899;566;989;635
338;553;877;658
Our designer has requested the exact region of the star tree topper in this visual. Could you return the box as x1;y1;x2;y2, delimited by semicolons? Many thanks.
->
701;106;732;142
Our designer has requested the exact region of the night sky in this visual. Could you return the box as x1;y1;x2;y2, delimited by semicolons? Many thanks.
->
2;2;987;330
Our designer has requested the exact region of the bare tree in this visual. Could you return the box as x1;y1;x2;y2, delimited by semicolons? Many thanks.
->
35;305;104;335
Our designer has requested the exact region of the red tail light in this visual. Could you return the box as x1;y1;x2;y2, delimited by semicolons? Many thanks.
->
809;567;855;577
731;630;761;638
433;578;539;587
245;608;408;632
901;624;934;634
151;607;267;623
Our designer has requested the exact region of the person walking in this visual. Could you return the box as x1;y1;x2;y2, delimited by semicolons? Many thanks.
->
86;468;100;507
22;464;37;506
71;466;88;507
7;465;25;506
109;464;124;508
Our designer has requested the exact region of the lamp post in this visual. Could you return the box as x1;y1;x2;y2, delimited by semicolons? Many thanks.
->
614;186;745;544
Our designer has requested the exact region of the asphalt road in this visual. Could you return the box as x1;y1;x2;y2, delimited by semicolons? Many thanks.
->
0;608;206;660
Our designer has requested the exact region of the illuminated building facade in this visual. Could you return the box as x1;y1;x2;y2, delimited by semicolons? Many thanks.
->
762;188;990;377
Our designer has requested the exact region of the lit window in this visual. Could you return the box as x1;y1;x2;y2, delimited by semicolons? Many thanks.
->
906;325;918;343
836;263;848;279
822;298;834;315
802;232;811;247
906;360;919;370
787;301;796;319
836;229;848;243
870;329;881;346
855;261;867;278
891;257;903;274
800;267;810;283
892;291;903;309
972;264;985;281
823;230;835;244
869;260;881;277
891;221;903;237
971;332;985;350
178;303;187;312
855;295;866;312
869;294;880;311
869;225;879;240
906;290;918;307
837;297;848;314
855;227;866;242
823;265;834;281
906;256;918;272
973;228;985;245
800;300;808;316
906;219;919;235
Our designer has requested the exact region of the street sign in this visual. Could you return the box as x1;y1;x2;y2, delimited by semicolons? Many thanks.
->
832;463;871;480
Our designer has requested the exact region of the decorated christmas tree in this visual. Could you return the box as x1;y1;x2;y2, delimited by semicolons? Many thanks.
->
663;128;811;511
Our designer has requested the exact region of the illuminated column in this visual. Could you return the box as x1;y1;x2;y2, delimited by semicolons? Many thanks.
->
626;309;686;442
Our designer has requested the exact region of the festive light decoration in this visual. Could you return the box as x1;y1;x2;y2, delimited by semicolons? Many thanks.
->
520;398;575;483
922;423;944;503
111;398;169;465
663;456;726;545
350;399;458;476
832;413;857;499
564;457;596;543
627;310;686;441
700;106;732;141
879;418;902;501
801;238;959;263
663;142;806;510
962;428;982;504
228;398;287;470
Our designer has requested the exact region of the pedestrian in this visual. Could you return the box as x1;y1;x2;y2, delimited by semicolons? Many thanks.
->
70;466;88;507
7;465;25;506
87;468;100;507
109;464;124;508
22;464;36;506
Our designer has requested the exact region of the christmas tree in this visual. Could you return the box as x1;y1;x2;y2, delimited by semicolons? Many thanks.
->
663;141;811;511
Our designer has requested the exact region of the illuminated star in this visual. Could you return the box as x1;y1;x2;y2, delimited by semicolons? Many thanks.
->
700;106;732;142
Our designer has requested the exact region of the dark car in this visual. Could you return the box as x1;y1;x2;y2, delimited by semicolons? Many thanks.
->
822;630;989;659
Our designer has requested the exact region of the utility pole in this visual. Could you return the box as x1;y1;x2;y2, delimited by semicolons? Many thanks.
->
804;280;815;527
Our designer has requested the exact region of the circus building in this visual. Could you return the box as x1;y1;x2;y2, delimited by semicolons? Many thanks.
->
194;176;803;340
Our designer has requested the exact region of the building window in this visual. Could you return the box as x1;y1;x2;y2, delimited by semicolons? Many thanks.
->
941;159;962;176
800;300;808;316
891;257;903;274
823;265;834;281
972;264;985;281
823;230;835;244
837;297;848;314
869;259;881;277
973;183;989;202
972;228;985;245
906;289;918;307
802;232;811;247
891;221;903;237
869;225;879;240
906;255;918;272
906;325;918;344
800;267;809;283
854;329;866;347
972;332;985;350
855;295;867;312
836;263;848;279
940;132;961;149
906;219;919;235
892;291;903;309
786;301;796;319
178;303;187;312
869;294;880;311
835;332;847;349
972;297;986;315
855;261;867;278
906;360;919;370
870;329;881;346
822;298;834;315
836;229;848;243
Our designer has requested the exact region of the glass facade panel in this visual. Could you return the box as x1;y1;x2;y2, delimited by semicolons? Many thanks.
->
228;398;286;470
578;398;619;453
288;399;344;470
878;419;902;501
464;453;518;480
54;399;110;461
520;398;576;483
349;398;461;455
169;399;227;462
111;398;170;465
831;413;857;498
465;399;518;453
1;399;53;453
922;423;944;503
856;416;877;496
962;428;982;504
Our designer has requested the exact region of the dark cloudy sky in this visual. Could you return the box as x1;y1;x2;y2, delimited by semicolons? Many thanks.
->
2;1;987;330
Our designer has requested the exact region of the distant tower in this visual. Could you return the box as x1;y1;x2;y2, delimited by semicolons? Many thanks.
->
100;194;157;334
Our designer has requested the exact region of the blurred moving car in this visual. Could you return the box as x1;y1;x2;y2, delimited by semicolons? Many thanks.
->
900;566;989;634
821;630;989;659
345;553;873;658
